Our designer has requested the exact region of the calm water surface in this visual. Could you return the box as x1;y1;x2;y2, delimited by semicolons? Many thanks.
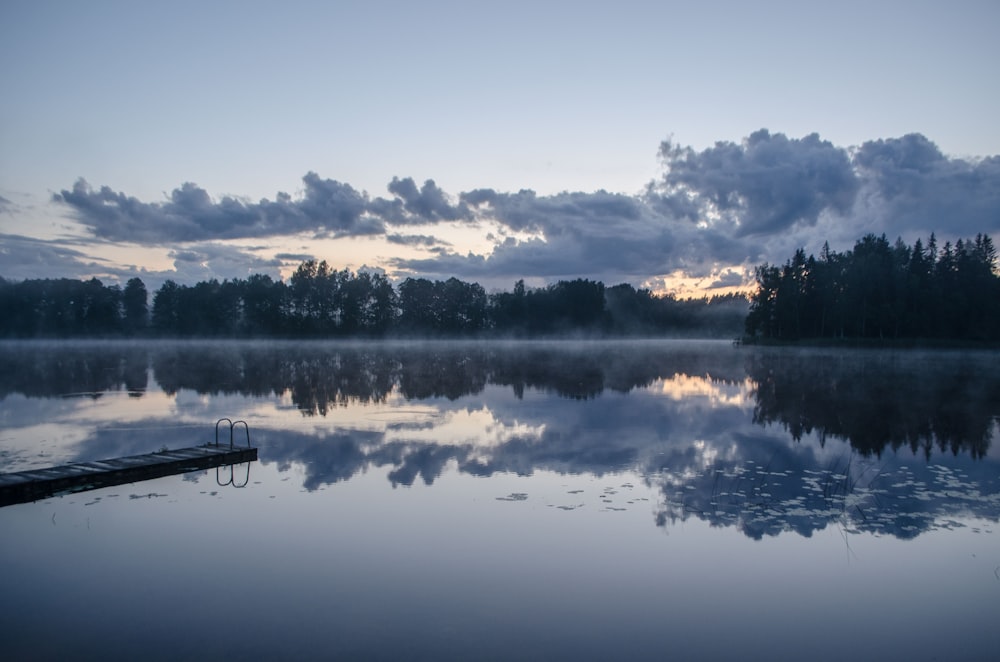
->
1;340;998;661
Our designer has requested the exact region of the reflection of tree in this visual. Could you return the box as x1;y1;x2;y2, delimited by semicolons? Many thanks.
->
7;341;999;541
0;343;148;398
747;350;1000;459
281;351;397;415
151;344;399;413
14;343;999;465
396;348;489;400
146;341;750;407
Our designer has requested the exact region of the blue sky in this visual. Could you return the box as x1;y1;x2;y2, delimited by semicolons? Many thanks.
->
1;0;998;295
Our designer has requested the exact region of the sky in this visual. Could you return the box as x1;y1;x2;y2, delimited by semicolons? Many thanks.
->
1;0;999;296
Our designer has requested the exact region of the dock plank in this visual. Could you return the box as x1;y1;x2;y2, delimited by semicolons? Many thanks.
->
0;444;258;507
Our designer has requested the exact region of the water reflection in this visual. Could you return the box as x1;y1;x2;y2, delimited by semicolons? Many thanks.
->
747;350;999;458
0;340;150;398
1;340;998;540
1;340;748;402
651;436;1000;540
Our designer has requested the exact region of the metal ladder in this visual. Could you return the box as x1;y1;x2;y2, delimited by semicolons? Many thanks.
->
214;418;253;487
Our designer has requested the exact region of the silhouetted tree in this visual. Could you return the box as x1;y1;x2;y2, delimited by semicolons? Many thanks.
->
240;273;287;336
152;279;181;334
6;258;757;339
122;277;148;335
746;232;1000;342
0;277;127;336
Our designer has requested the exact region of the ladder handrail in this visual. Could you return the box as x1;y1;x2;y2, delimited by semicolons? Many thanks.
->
215;418;233;447
216;462;250;488
215;418;252;449
213;418;253;488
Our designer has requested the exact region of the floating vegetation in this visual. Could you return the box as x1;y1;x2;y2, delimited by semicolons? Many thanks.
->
653;453;1000;540
496;492;528;502
128;492;168;500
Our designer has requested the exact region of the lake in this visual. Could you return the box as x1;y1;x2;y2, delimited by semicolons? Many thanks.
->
1;339;998;661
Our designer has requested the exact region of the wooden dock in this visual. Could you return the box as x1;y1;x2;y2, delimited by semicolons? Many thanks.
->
0;444;258;507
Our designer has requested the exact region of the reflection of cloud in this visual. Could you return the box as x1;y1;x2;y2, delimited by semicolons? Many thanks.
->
655;374;754;408
650;435;1000;541
2;342;998;540
384;406;545;451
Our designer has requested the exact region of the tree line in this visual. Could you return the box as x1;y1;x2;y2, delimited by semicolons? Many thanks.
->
0;260;746;338
745;233;1000;342
0;276;150;337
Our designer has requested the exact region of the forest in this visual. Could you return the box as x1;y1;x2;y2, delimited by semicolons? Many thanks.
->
744;233;1000;342
4;231;995;342
0;261;746;338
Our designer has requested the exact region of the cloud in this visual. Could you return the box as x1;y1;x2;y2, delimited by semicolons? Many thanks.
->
707;269;745;289
39;129;1000;290
0;195;13;214
54;172;482;244
386;233;450;247
0;232;287;299
274;252;316;262
165;243;284;284
297;172;382;235
53;174;384;243
654;129;859;236
395;187;753;286
383;177;471;223
405;130;999;287
853;134;1000;238
0;233;108;281
461;188;644;235
395;133;866;285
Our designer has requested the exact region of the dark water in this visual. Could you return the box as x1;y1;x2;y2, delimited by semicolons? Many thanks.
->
1;340;998;660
